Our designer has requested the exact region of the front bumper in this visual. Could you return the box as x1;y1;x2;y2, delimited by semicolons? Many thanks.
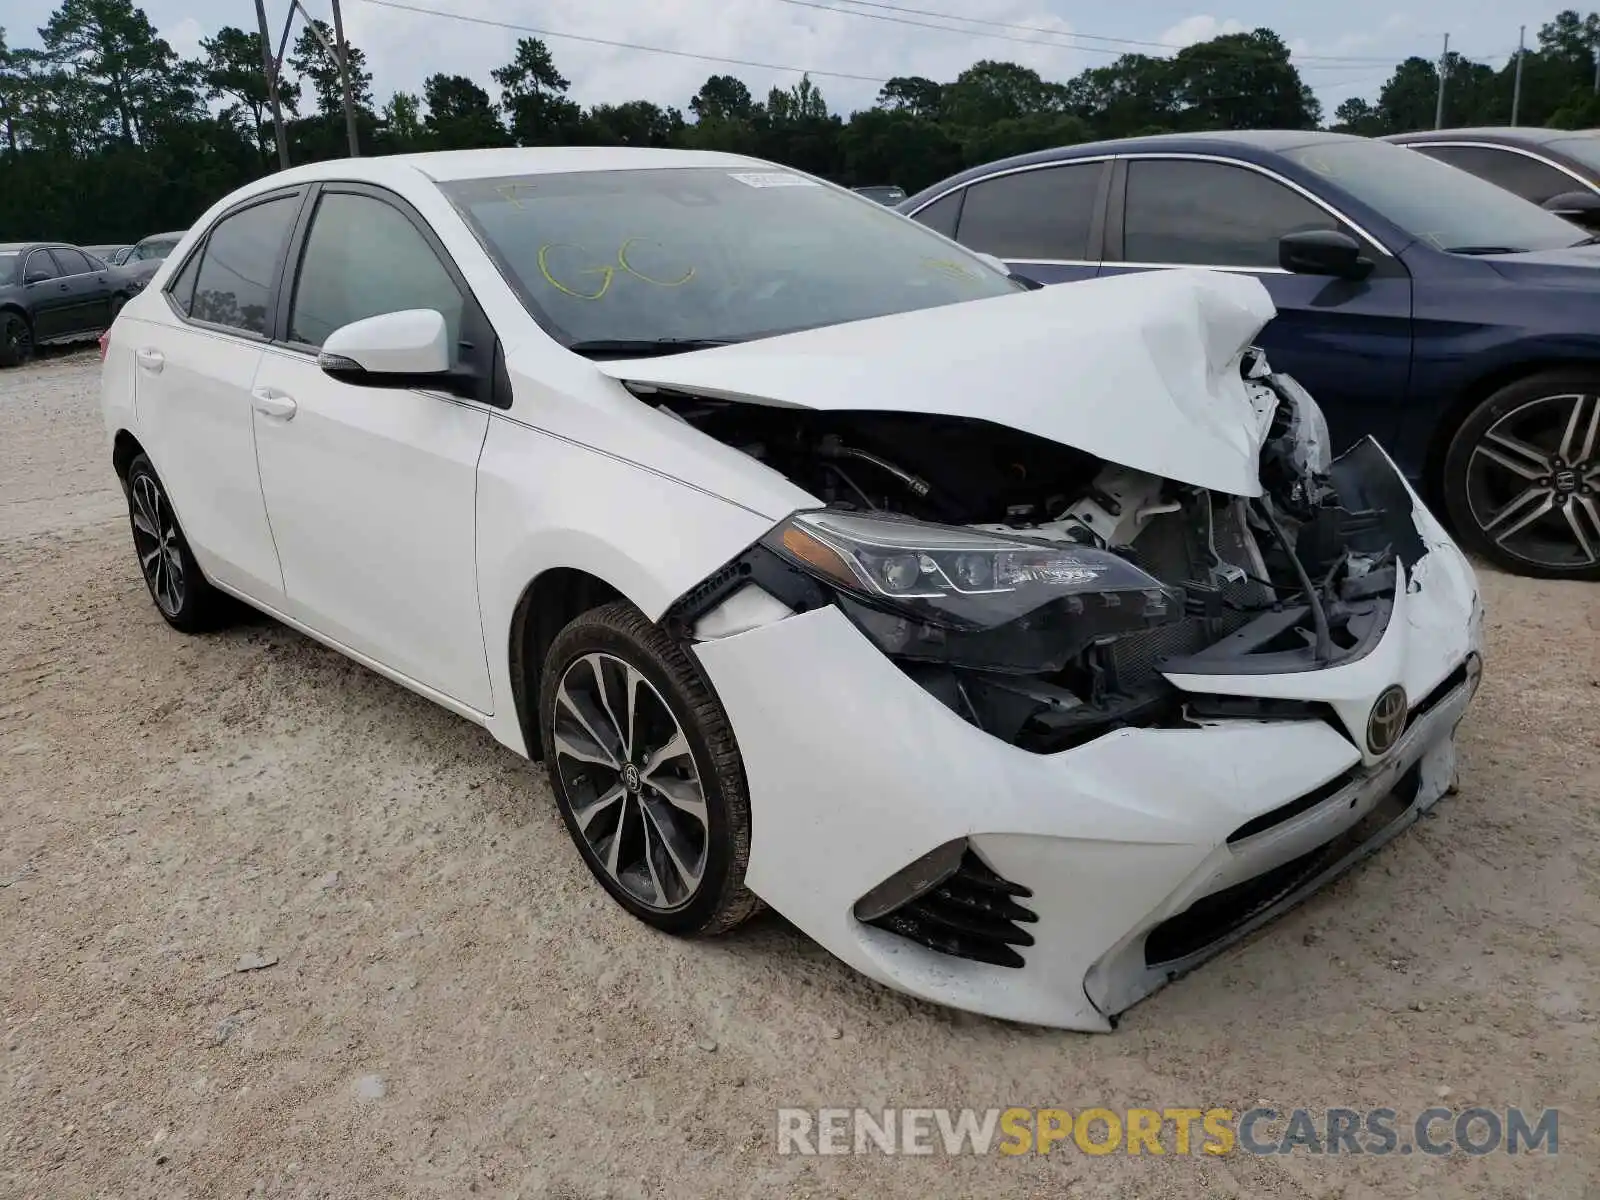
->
690;454;1484;1031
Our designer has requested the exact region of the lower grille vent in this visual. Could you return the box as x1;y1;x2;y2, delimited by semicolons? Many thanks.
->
868;850;1037;969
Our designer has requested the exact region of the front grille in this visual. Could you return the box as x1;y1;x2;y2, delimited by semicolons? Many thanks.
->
867;849;1038;969
1144;765;1423;967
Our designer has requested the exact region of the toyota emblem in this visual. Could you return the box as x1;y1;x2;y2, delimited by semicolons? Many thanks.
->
1366;685;1408;756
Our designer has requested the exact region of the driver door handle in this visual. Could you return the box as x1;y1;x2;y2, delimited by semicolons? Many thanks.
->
251;387;298;420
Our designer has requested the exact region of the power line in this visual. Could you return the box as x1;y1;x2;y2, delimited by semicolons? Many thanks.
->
351;0;894;83
805;0;1428;64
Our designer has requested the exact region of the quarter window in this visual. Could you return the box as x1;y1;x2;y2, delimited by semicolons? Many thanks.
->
910;190;963;238
1410;145;1577;206
954;163;1104;260
190;197;299;335
1122;159;1340;269
289;192;464;362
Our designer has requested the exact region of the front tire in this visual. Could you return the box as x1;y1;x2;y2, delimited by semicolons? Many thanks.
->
124;453;229;632
538;601;759;937
1441;373;1600;580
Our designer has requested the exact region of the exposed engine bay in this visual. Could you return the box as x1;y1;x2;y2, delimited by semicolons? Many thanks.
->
654;351;1426;754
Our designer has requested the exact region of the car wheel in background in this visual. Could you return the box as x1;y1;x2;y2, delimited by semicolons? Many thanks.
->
1443;373;1600;580
124;453;230;631
538;601;761;936
0;311;33;367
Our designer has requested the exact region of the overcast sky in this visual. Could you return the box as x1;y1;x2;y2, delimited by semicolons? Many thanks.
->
0;0;1567;117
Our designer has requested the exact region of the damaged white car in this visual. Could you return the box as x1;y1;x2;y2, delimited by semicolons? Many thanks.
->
101;148;1484;1030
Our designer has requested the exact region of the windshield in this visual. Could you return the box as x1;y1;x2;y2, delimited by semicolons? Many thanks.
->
1283;140;1587;253
1543;134;1600;177
438;167;1016;348
135;238;178;261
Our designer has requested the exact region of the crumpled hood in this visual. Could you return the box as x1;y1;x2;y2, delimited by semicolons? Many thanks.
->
598;268;1280;496
1482;242;1600;287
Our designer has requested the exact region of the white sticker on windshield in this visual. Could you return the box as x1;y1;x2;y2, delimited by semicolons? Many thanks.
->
728;171;819;188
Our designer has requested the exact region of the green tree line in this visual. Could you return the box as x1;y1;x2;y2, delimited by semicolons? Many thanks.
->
4;0;1600;242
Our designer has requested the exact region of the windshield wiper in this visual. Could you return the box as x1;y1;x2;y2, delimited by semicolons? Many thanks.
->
564;337;743;358
1570;235;1600;247
1443;245;1526;256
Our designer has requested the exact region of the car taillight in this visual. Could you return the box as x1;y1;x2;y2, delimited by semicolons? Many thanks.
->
98;331;109;360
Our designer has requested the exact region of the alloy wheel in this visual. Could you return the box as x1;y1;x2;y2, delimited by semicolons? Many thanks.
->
1466;393;1600;570
4;318;31;362
130;473;185;616
551;652;709;912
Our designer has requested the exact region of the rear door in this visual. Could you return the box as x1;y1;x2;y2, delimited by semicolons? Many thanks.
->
1103;155;1414;453
132;190;305;603
47;246;112;334
908;160;1110;285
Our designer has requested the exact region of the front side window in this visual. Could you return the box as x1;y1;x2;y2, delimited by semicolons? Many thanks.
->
955;163;1104;261
289;192;465;362
439;167;1018;349
1123;159;1339;268
1413;145;1577;206
190;197;298;335
50;247;91;276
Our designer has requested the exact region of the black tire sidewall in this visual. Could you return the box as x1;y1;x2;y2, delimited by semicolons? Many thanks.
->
0;312;31;367
538;607;749;937
125;454;219;631
1442;375;1600;581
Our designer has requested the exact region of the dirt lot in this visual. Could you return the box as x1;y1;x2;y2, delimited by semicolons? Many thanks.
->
1;349;1597;1199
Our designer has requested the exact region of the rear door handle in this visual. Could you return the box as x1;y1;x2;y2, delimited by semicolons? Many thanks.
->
251;387;298;420
135;347;164;373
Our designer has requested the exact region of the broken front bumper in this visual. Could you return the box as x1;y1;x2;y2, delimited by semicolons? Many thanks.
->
690;448;1484;1031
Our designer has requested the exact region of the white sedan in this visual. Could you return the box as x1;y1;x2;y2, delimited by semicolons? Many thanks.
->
100;147;1483;1030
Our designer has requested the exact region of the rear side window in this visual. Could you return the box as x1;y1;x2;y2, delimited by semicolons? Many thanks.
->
288;191;465;362
190;197;298;335
909;190;962;238
953;163;1104;261
1411;145;1577;206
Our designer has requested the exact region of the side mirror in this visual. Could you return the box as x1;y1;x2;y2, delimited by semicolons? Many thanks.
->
1279;229;1374;281
318;309;468;394
1542;190;1600;226
24;269;52;285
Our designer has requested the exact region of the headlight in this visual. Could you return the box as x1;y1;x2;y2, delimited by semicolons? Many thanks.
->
764;510;1183;673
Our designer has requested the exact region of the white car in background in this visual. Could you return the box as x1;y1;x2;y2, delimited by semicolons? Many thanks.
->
100;147;1483;1030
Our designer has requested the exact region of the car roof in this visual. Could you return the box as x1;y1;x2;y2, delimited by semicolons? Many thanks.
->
1385;127;1600;146
899;129;1372;207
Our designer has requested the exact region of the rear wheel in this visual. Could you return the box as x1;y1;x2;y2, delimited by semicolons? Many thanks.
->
124;454;229;631
1442;374;1600;580
538;601;759;937
0;311;32;367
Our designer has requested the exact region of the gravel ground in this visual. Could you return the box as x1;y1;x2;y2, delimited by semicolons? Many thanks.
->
2;350;1597;1199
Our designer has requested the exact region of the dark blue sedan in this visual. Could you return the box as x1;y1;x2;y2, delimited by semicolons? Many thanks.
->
900;131;1600;579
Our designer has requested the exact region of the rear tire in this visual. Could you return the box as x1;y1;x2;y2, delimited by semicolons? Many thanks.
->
124;454;230;632
0;311;33;367
538;601;760;937
1441;372;1600;580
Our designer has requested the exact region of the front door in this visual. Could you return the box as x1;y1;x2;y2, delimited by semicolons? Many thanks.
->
250;185;495;713
22;249;73;340
1103;156;1415;454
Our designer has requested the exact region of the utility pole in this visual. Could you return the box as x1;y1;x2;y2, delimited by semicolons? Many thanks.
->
1512;25;1526;126
1434;32;1450;130
255;0;291;170
329;0;361;157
